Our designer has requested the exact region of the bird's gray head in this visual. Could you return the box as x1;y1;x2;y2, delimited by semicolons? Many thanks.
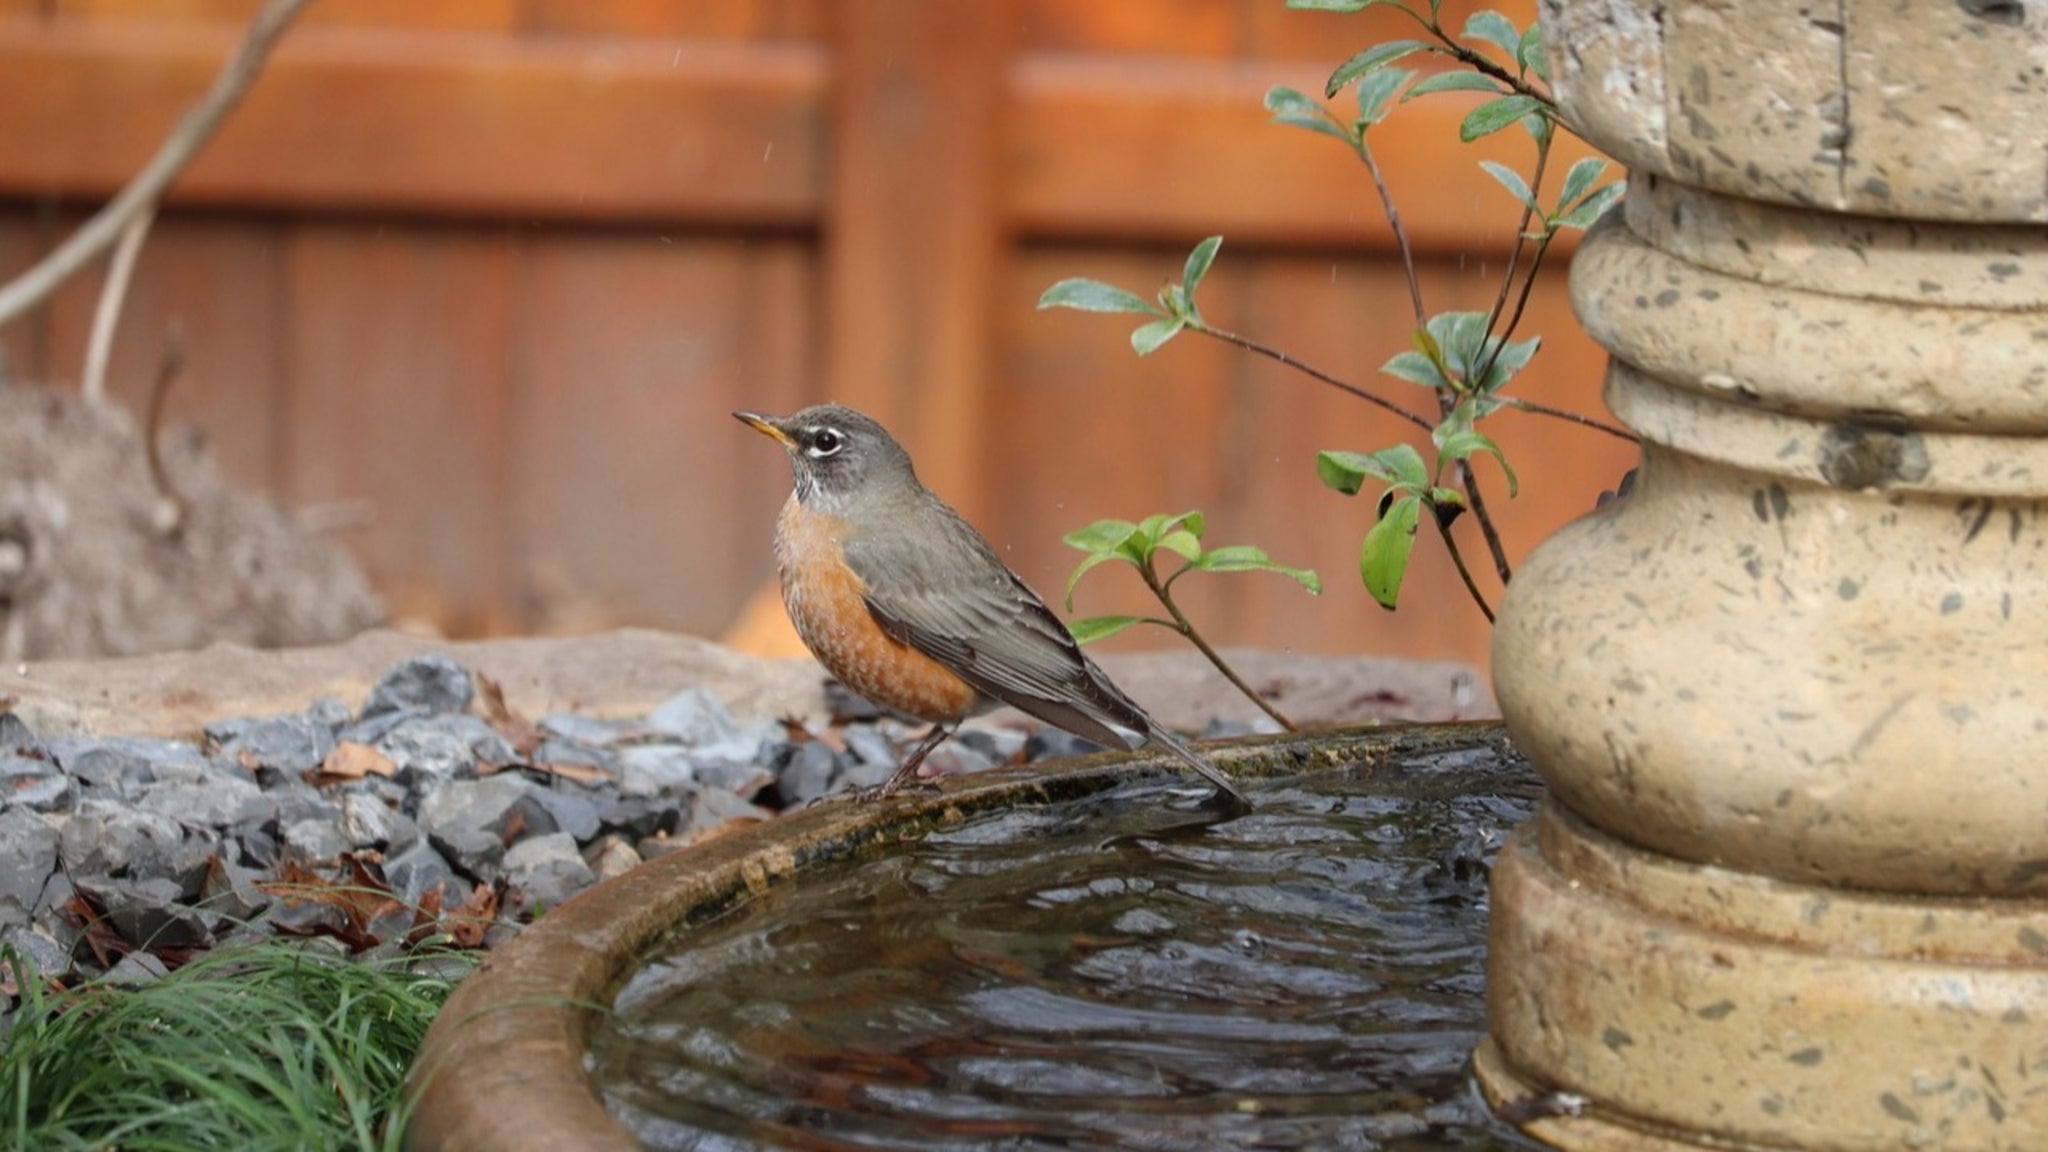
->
734;404;918;509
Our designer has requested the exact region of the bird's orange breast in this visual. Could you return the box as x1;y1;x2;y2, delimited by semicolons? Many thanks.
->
774;498;980;723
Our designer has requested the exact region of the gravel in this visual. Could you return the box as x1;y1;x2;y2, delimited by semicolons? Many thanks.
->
0;653;1062;981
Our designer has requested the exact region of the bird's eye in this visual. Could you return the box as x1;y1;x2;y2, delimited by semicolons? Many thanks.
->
807;428;844;458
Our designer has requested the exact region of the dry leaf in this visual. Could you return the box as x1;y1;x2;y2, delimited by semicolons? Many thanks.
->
309;740;396;786
476;671;544;759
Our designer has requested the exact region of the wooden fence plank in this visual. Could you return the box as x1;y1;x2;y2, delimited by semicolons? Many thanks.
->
0;18;825;223
279;223;515;634
822;0;1010;519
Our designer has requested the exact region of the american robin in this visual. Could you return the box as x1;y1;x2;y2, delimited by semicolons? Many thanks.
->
735;404;1251;812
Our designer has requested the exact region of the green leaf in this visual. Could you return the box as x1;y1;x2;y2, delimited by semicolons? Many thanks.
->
1435;428;1520;496
1461;10;1523;62
1519;23;1549;81
1381;349;1452;390
1402;71;1503;100
1156;529;1203;562
1325;40;1431;97
1181;236;1223;296
1557;157;1608;212
1068;615;1146;645
1427;311;1492;383
1557;181;1626;230
1360;494;1422;609
1194;545;1323;594
1062;550;1128;611
1062;518;1140;554
1476;333;1541;392
1264;85;1353;142
1136;510;1204;543
1317;444;1428;495
1131;316;1186;356
1039;278;1163;315
1479;160;1537;211
1460;94;1544;141
1353;67;1413;126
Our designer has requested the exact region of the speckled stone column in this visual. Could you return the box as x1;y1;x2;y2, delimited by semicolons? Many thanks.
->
1474;2;2048;1149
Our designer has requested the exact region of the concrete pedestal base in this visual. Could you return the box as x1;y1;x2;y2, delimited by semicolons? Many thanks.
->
1478;801;2048;1150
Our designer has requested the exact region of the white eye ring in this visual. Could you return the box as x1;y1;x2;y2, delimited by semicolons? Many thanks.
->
806;428;845;458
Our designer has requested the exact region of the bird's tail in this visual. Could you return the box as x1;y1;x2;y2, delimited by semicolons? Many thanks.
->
1145;725;1253;813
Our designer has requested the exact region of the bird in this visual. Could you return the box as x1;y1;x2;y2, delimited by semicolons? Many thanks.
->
735;404;1251;812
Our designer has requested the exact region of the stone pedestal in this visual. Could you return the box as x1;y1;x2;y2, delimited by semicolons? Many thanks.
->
1478;2;2048;1148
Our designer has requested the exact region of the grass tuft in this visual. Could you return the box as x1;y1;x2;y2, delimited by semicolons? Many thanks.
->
1;939;471;1152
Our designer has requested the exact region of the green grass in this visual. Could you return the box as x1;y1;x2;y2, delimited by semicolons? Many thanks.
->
1;940;472;1152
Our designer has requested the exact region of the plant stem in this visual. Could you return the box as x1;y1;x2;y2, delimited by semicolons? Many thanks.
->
1461;462;1514;585
1191;321;1435;433
1438;514;1496;623
1352;138;1427;327
1497;395;1636;442
1140;561;1298;732
1474;133;1552;386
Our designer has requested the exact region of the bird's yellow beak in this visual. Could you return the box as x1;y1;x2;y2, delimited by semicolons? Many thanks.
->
733;410;797;450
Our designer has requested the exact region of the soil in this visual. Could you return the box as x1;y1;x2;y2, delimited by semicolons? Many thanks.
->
0;383;384;662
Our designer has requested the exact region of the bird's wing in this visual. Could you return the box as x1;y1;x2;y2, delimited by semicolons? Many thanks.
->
842;501;1148;749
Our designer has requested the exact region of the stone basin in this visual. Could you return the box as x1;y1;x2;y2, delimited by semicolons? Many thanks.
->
404;721;1531;1150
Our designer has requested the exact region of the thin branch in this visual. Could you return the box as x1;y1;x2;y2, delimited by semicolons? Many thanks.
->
0;0;315;326
1497;395;1636;442
82;204;156;405
144;324;189;536
1190;321;1435;433
1475;133;1552;382
1353;139;1426;327
1438;516;1495;623
1141;563;1298;733
1460;461;1513;584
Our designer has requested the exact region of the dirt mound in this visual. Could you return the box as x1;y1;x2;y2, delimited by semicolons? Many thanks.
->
0;384;383;661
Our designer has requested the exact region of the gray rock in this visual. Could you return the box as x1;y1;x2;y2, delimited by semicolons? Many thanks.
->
363;653;474;718
197;858;272;925
339;706;420;747
595;793;682;840
307;696;353;732
582;833;641;884
47;739;160;796
530;738;617;774
539;713;637;746
271;788;342;827
926;739;998;777
102;951;171;986
58;798;184;877
618;744;699;798
382;840;462;906
842;726;900;768
0;807;58;916
682;787;775;840
72;875;211;951
502;832;595;912
0;923;68;982
128;828;224;900
0;711;37;752
1;755;76;812
776;741;841;807
416;775;551;879
378;714;515;790
837;752;896;791
1024;728;1111;761
646;687;741;746
524;784;601;843
205;713;336;775
283;818;350;863
959;726;1026;764
340;793;414;852
138;772;273;830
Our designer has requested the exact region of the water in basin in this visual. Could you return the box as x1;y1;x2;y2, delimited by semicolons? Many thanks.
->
591;743;1543;1150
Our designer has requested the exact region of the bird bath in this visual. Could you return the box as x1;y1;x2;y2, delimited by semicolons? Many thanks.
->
405;723;1542;1150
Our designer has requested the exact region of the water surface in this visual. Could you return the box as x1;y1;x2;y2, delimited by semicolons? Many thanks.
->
593;745;1543;1151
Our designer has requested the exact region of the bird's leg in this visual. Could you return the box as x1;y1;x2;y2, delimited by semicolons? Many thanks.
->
879;723;953;795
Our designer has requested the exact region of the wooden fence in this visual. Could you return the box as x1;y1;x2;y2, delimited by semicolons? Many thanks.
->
0;0;1636;676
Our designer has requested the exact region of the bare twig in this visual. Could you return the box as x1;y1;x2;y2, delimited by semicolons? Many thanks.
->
1353;139;1427;328
1140;562;1298;732
82;204;157;405
1437;518;1495;623
144;323;188;536
1190;321;1435;433
1460;461;1513;585
1498;394;1636;442
0;0;315;326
